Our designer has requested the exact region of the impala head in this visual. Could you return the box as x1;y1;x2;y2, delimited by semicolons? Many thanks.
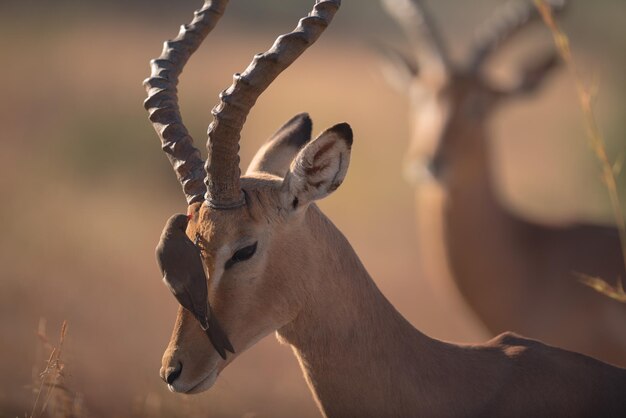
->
381;0;567;182
144;0;347;394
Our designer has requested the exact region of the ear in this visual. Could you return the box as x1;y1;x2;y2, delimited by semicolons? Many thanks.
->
377;45;419;95
246;113;313;177
281;123;353;211
507;51;562;97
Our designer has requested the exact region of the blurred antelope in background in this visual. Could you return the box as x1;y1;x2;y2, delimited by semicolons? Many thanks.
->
142;0;626;416
382;0;626;367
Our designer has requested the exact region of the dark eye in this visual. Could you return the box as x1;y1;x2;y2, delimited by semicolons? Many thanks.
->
225;242;258;270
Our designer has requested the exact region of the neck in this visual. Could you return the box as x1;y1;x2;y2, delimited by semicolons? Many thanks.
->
441;124;527;250
443;125;500;209
277;207;449;417
436;124;541;333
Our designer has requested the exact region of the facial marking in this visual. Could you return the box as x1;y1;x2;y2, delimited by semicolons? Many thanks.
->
406;90;450;182
209;244;231;287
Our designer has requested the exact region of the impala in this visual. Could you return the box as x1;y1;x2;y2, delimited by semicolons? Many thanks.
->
382;0;626;367
144;0;626;416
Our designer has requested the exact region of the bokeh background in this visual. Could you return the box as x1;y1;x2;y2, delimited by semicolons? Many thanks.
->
1;0;624;417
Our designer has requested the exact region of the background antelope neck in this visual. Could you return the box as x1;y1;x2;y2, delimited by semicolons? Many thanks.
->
380;0;626;368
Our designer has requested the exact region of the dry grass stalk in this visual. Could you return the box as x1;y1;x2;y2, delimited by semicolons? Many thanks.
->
535;0;626;302
29;319;83;418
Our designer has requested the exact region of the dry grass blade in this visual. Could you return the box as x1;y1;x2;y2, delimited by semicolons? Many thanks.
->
535;0;626;302
29;320;82;418
576;273;626;303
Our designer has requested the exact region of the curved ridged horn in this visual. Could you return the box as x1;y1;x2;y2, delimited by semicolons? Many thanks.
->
204;0;341;209
469;0;568;71
381;0;451;76
144;1;229;205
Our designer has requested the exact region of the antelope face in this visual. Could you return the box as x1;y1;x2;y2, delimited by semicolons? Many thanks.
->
144;0;342;394
404;75;449;182
160;122;353;394
161;189;285;394
413;74;499;181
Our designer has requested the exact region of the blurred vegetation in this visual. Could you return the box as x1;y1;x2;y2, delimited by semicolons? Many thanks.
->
536;0;626;300
0;0;623;29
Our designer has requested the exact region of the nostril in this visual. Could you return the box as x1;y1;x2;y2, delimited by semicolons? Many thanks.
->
165;362;183;385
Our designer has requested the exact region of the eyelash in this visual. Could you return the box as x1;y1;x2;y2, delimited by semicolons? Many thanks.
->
194;234;258;269
225;242;258;270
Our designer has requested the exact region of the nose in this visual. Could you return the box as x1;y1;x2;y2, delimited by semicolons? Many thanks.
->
161;362;183;385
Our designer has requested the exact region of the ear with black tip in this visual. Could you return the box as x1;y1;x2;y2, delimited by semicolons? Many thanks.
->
246;113;313;177
376;44;420;95
281;123;352;211
507;50;562;97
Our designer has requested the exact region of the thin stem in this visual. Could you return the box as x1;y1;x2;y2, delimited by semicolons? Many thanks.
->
535;0;626;299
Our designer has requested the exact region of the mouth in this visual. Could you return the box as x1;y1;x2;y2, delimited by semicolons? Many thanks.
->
168;367;218;394
167;359;232;394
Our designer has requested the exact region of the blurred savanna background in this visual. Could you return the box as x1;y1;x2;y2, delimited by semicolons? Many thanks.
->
1;0;625;417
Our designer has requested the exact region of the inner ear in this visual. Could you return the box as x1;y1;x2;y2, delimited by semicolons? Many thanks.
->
378;45;420;94
495;50;562;98
282;123;353;210
246;113;313;177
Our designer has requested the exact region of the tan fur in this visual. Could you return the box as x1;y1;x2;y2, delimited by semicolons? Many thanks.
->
405;73;626;367
381;0;626;367
160;139;626;417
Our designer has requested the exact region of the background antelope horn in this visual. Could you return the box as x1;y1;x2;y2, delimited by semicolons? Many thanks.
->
469;0;568;71
381;0;451;77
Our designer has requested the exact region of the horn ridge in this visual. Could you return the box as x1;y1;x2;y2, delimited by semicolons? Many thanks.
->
204;0;341;208
144;0;230;204
468;0;568;71
381;0;451;76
